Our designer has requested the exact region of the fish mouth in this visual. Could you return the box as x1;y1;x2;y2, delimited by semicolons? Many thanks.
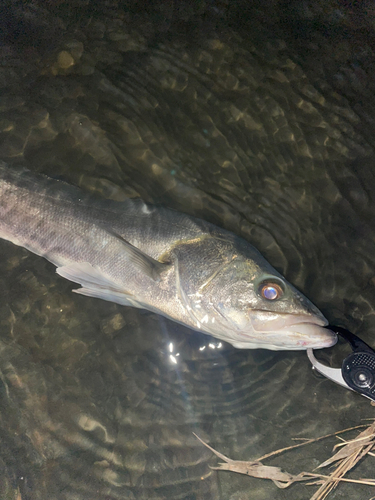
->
244;311;338;350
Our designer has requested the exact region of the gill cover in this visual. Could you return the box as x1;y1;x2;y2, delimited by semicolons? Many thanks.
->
173;236;241;331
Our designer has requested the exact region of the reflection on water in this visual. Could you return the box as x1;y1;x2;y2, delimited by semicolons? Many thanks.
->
1;1;375;499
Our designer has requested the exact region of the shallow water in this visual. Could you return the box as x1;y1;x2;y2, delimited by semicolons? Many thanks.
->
1;1;375;499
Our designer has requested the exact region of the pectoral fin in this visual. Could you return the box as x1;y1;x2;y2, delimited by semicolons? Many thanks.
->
105;229;170;281
56;262;142;307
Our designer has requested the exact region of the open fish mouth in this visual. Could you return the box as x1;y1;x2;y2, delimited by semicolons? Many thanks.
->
232;312;338;350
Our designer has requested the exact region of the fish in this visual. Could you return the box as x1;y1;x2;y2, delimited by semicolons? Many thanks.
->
0;162;337;350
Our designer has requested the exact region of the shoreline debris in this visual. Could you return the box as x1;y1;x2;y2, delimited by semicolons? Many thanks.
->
194;419;375;500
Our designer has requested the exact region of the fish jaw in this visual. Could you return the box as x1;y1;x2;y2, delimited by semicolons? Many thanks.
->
230;312;338;350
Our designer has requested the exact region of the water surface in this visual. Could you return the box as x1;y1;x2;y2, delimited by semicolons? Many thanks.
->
0;1;375;499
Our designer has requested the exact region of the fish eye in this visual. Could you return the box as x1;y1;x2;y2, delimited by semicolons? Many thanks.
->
258;280;284;301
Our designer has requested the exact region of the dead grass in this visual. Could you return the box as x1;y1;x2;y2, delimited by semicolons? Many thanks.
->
194;418;375;500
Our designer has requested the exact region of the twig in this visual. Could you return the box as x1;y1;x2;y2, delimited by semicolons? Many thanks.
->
194;421;375;500
257;425;368;462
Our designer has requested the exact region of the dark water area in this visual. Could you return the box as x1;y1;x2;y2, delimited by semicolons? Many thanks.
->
0;1;375;499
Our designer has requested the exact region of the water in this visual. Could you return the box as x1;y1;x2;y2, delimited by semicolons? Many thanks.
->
0;1;375;499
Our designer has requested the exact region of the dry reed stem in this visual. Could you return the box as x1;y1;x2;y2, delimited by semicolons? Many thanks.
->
257;425;368;462
194;419;375;500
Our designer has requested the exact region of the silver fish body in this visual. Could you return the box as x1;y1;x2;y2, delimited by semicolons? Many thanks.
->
0;162;336;350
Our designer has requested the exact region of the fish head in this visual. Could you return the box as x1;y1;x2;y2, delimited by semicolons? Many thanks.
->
207;264;337;350
175;236;337;350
